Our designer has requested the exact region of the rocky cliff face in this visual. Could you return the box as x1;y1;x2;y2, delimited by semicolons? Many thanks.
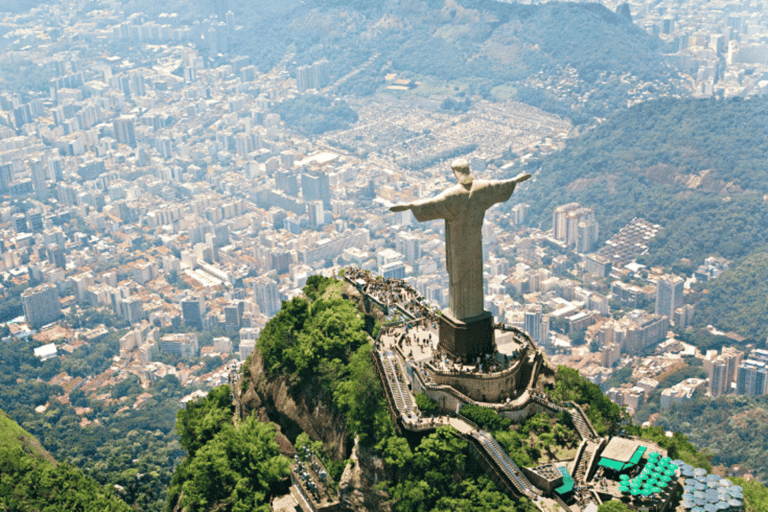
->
339;437;392;512
239;348;352;461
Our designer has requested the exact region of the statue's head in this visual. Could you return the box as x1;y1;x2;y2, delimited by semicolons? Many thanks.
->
451;159;473;186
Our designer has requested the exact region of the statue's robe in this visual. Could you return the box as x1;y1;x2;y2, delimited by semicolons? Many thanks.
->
407;179;518;320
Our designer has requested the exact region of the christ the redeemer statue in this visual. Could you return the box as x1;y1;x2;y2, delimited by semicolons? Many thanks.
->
391;159;530;323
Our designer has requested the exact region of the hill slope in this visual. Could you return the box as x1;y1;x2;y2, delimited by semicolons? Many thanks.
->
512;96;768;267
0;409;132;511
118;0;678;120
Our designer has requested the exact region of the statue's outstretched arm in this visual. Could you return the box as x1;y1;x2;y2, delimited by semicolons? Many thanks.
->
478;172;532;209
390;189;455;222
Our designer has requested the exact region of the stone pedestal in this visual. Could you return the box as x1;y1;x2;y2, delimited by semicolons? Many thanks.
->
438;310;495;362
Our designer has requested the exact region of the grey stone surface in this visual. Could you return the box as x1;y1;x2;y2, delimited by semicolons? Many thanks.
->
391;159;530;320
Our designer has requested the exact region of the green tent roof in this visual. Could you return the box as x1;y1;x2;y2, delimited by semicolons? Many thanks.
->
599;458;624;471
599;446;648;472
555;467;574;495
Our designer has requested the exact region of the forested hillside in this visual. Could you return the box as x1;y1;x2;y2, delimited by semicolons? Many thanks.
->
690;252;768;341
655;394;768;483
513;96;768;266
117;0;677;121
0;409;133;511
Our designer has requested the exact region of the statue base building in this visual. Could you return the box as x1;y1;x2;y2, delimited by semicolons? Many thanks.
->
438;310;495;362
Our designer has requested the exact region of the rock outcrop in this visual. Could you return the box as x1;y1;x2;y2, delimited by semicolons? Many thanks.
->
239;348;352;461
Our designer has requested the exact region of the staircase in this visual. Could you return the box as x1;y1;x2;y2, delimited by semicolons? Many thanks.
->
569;405;596;440
380;351;416;417
574;442;596;483
471;431;536;498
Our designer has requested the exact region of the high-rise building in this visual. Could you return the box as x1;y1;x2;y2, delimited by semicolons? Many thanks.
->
705;346;743;397
121;296;145;325
276;170;299;197
737;359;768;396
22;283;62;329
396;232;422;266
0;163;13;191
13;213;27;233
655;274;684;320
313;59;331;88
254;276;280;317
158;333;199;359
511;203;528;225
225;11;235;33
182;297;205;329
29;159;48;202
223;301;242;329
307;200;324;227
380;261;406;280
296;59;332;93
211;0;228;20
26;210;44;233
296;65;313;93
524;307;543;343
113;115;137;147
709;360;730;397
552;202;597;250
13;104;32;129
565;207;595;247
577;218;599;253
46;244;66;269
301;171;331;209
553;203;581;241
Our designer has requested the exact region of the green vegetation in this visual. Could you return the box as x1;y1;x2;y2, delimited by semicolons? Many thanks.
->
381;426;537;512
549;366;625;436
672;326;737;353
623;424;712;471
0;336;188;511
692;251;768;341
515;97;768;266
0;409;132;511
167;388;289;512
257;276;392;446
0;61;51;100
415;392;439;416
598;501;632;512
651;395;768;481
460;404;512;432
272;95;359;135
730;477;768;512
334;344;394;445
460;405;579;467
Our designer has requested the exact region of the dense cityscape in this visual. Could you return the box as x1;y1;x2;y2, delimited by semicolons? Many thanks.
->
1;0;768;510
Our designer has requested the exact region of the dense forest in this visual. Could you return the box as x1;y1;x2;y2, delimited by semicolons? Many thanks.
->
0;334;187;511
690;251;768;341
0;409;133;511
515;97;768;263
654;394;768;483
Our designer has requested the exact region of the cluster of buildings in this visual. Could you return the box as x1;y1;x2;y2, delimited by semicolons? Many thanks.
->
705;347;768;398
0;0;761;441
631;0;768;98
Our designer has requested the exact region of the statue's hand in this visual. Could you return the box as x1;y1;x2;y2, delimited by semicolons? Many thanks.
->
513;172;532;183
390;204;411;212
